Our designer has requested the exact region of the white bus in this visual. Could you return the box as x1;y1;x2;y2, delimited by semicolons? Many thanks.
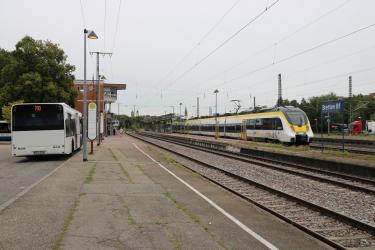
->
0;120;11;141
11;103;82;157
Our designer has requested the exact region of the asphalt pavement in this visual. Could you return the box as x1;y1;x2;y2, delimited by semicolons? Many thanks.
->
0;144;68;206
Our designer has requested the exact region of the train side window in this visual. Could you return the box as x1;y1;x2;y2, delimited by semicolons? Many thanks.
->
263;118;273;130
275;118;283;130
255;119;263;130
236;124;241;132
247;119;255;129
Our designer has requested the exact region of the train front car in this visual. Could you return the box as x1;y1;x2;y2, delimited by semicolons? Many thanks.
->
281;107;313;144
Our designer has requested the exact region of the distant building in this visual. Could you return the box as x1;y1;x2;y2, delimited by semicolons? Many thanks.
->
73;80;126;135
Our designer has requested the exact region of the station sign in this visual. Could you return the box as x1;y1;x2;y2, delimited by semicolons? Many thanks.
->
321;100;344;113
88;102;97;140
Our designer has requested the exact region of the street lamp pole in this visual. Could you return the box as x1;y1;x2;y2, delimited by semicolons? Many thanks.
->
214;89;219;139
83;29;98;162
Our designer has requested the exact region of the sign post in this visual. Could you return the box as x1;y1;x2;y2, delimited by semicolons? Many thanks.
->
321;100;345;153
88;102;97;154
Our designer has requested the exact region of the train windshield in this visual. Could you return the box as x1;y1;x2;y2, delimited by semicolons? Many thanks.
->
285;111;307;126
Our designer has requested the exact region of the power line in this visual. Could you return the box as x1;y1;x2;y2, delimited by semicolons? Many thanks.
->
192;0;352;90
153;0;241;88
111;0;123;53
162;0;280;90
104;0;107;51
209;22;375;90
227;44;375;94
79;0;86;28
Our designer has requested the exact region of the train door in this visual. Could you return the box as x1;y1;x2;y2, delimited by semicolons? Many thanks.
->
271;118;277;140
274;118;283;141
241;120;247;140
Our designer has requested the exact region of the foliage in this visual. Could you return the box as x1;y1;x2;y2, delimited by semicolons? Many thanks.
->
0;36;77;119
1;100;23;122
117;115;145;130
282;92;375;132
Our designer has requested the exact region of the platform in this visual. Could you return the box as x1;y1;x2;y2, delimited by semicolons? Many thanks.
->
0;135;332;249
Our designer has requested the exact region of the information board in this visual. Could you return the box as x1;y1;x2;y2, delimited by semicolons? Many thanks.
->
88;102;97;140
321;100;344;113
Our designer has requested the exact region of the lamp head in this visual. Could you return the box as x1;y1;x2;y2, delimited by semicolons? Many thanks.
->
87;30;98;39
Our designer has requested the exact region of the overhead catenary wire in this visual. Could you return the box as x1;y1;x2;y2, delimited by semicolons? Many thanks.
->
192;0;352;90
111;0;123;53
153;0;241;89
209;22;375;90
79;0;86;28
162;0;280;90
103;0;107;51
226;44;375;94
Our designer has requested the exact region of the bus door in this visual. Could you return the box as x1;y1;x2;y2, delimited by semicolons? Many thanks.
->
241;120;247;140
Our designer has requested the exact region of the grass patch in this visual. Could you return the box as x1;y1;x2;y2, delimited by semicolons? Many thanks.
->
163;191;228;250
52;199;80;250
119;163;134;183
84;163;97;184
109;148;119;161
116;195;135;224
136;164;159;184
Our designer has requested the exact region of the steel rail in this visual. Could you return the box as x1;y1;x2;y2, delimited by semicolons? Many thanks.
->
129;132;375;249
139;132;375;194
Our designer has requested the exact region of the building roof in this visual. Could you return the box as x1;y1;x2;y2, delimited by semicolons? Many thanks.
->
74;80;126;90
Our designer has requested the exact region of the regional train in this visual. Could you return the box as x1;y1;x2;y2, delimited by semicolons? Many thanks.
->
172;106;313;145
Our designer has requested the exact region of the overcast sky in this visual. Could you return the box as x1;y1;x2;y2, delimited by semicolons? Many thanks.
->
1;0;374;116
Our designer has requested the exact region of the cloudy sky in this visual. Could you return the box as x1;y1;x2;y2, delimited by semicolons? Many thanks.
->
1;0;374;116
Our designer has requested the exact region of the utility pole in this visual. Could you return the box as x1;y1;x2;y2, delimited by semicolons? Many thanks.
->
253;96;256;110
349;76;352;126
197;97;200;118
277;73;282;107
90;51;112;146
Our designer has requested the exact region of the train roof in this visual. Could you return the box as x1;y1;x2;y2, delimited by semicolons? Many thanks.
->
188;106;303;121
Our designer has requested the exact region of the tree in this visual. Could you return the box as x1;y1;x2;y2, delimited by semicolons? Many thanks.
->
0;36;77;119
184;106;188;117
1;100;23;122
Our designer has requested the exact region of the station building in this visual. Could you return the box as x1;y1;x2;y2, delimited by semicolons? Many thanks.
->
73;80;126;135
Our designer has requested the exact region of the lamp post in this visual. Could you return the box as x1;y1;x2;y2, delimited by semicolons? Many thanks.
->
214;89;219;139
83;29;98;161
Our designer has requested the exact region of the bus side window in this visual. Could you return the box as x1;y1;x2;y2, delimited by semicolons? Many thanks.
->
70;119;76;136
65;119;70;137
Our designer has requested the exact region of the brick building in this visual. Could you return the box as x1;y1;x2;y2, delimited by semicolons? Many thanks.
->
73;80;126;135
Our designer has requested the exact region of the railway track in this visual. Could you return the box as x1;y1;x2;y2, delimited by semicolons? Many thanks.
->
129;132;375;249
310;142;375;155
140;132;375;195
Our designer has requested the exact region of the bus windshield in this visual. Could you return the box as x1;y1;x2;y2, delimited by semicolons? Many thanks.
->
12;104;64;131
285;111;307;126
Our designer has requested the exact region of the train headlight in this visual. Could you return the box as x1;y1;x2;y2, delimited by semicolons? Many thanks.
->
290;125;295;132
306;125;310;131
